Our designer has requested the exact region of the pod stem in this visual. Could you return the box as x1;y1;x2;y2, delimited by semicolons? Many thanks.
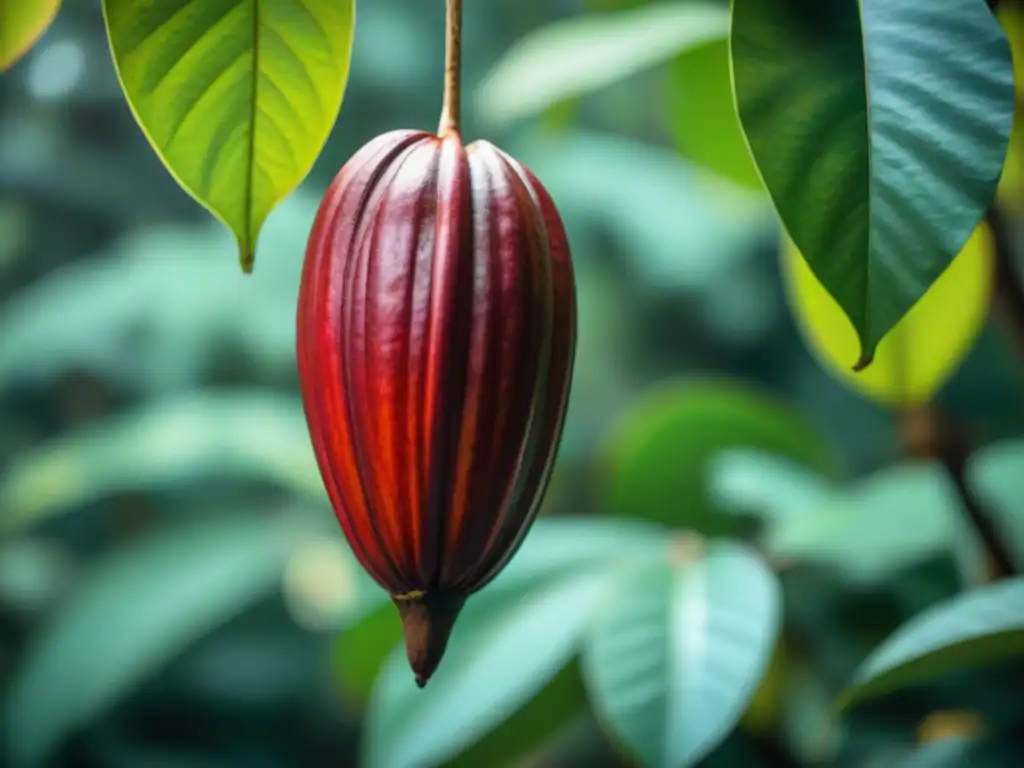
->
438;0;463;136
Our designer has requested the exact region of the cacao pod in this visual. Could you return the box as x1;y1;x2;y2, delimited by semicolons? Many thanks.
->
297;128;577;686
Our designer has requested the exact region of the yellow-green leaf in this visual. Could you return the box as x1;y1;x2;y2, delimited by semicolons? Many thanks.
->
0;0;61;72
102;0;355;272
781;223;994;409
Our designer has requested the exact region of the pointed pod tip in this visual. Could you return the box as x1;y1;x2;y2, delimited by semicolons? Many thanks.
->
394;591;466;689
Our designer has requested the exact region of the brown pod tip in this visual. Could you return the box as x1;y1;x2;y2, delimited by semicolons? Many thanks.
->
393;591;466;688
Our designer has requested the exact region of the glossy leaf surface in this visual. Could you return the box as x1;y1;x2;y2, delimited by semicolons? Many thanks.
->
582;541;781;768
732;0;1014;363
782;223;994;408
102;0;355;271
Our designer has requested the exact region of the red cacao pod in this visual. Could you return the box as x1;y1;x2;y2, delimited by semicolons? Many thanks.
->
297;128;577;686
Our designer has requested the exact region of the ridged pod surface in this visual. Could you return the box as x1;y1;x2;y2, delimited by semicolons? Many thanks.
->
297;128;577;686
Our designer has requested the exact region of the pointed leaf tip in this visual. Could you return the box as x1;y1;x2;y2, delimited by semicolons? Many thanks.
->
852;353;874;373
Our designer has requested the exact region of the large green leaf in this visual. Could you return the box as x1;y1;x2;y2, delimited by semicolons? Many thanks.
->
840;577;1024;710
707;448;833;525
765;450;1023;585
598;379;838;536
102;0;355;271
6;512;319;768
361;554;637;768
764;462;960;583
731;0;1015;364
334;516;668;706
477;2;728;128
582;541;782;768
666;37;761;189
0;391;323;533
0;0;61;71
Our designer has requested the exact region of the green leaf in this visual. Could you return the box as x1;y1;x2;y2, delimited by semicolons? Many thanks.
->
969;439;1024;554
6;512;318;768
476;2;728;128
362;559;629;768
334;516;668;706
0;0;61;71
598;379;838;536
731;0;1015;363
0;391;323;533
840;577;1024;710
582;541;782;768
897;731;1024;767
666;37;761;189
0;193;317;393
707;448;833;524
781;221;995;408
765;462;961;584
101;0;355;271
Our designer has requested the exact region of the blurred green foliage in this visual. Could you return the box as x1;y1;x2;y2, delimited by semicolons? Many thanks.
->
1;1;1023;767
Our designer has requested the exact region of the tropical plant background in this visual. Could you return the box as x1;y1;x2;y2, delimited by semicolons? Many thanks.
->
1;0;1023;766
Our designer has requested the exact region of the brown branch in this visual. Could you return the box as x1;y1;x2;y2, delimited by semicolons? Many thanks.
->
988;205;1024;365
902;407;1018;580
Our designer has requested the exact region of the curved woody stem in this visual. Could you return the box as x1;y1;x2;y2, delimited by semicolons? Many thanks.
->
438;0;463;136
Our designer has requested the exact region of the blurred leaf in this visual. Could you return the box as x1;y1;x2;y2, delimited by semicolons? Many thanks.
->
102;0;354;271
708;449;833;525
840;578;1024;710
765;462;959;584
334;516;668;706
0;0;60;72
732;0;1014;362
781;224;994;409
449;661;589;768
666;38;761;189
362;554;631;768
0;192;317;393
0;391;323;533
969;439;1024;555
6;512;319;768
599;379;837;536
898;731;1024;767
477;2;727;128
582;541;781;768
510;131;770;295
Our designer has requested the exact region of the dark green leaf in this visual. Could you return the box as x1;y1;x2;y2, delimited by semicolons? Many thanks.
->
582;542;782;768
841;577;1024;710
6;513;318;768
102;0;355;271
731;0;1015;362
